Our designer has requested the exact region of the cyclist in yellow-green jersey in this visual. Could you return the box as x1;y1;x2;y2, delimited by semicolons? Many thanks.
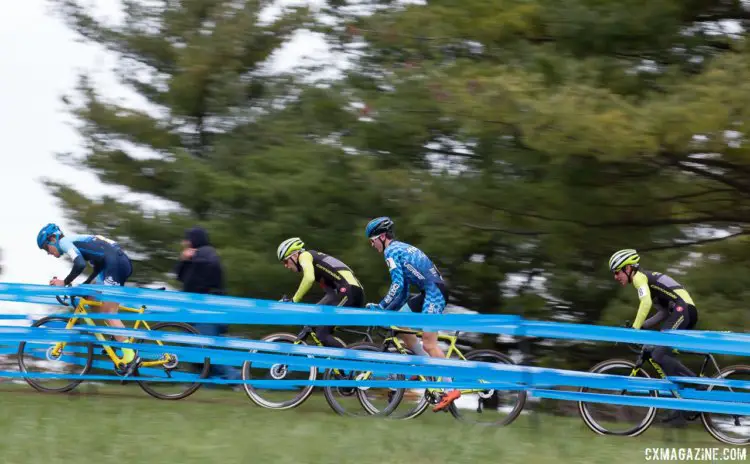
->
609;248;698;379
276;237;365;348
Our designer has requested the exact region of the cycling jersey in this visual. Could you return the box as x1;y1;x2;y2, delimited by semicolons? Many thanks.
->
291;250;362;303
631;269;695;329
57;234;133;286
378;240;447;313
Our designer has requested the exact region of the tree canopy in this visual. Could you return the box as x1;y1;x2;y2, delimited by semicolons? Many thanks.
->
46;0;750;349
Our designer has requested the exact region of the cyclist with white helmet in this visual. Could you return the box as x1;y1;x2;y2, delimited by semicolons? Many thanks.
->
363;216;459;412
609;248;698;380
276;237;365;348
37;223;140;373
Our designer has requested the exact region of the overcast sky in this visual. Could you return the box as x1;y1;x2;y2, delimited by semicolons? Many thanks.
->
0;1;338;293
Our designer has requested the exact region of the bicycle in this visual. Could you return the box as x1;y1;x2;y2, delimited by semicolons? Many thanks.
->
240;322;348;409
322;325;528;426
577;324;750;445
17;291;211;400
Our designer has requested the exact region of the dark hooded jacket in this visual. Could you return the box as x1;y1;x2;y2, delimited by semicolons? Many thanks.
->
175;227;225;295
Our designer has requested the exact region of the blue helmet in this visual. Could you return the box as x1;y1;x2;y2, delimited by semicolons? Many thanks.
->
37;223;62;249
365;216;394;238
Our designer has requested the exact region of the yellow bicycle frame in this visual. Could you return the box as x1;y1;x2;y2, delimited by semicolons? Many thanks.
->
51;297;171;369
627;351;706;400
352;326;489;395
295;330;344;376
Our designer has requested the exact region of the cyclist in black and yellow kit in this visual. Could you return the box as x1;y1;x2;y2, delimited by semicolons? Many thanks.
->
276;237;365;348
609;248;698;379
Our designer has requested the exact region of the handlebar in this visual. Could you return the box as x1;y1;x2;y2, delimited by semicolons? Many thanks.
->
51;277;81;308
614;320;644;354
55;293;79;308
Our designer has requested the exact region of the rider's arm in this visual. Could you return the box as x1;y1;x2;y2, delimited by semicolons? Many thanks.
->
378;254;407;311
82;262;104;284
58;237;87;286
631;272;652;329
292;252;315;303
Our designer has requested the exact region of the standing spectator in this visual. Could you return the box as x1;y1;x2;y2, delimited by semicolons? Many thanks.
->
175;226;241;387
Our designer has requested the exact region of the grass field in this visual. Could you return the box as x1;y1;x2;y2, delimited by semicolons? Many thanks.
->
0;382;742;464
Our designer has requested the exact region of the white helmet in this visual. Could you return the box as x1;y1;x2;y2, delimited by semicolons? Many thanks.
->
608;248;640;272
277;237;304;261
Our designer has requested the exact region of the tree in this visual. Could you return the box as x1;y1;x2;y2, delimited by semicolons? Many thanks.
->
48;0;750;360
46;0;376;300
321;0;750;323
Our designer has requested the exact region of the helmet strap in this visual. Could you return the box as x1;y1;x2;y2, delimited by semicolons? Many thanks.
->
625;266;636;283
48;234;63;254
291;253;302;272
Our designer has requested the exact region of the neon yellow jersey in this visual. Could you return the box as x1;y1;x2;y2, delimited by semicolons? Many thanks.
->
631;270;694;329
292;250;362;303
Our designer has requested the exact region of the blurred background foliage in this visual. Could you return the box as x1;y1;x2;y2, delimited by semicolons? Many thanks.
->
45;0;750;370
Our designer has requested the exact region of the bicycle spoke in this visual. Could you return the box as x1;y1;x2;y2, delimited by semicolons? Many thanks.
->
578;359;657;437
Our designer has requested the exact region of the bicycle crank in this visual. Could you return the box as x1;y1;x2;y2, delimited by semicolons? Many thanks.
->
45;346;63;361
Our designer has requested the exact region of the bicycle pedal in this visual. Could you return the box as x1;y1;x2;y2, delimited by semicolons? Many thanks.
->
683;412;700;422
115;357;141;380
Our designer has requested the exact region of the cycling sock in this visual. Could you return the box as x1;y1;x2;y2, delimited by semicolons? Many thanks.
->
121;348;136;364
412;342;429;357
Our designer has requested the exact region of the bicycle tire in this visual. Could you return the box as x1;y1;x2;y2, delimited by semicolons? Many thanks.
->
380;345;434;420
17;316;94;393
241;332;317;410
447;349;528;426
135;322;210;400
700;364;750;446
577;358;658;437
323;341;406;417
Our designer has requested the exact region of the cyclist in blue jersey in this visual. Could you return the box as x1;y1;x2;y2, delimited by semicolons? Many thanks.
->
364;216;459;411
37;223;140;373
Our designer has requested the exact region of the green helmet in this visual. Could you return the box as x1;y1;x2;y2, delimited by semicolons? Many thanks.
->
608;249;640;272
277;237;304;261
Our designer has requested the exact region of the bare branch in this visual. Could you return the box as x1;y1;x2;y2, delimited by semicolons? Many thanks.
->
640;230;749;252
657;152;750;195
585;188;736;209
683;155;750;176
463;222;547;236
588;215;744;228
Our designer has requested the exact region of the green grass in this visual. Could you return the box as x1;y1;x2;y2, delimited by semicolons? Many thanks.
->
0;382;740;464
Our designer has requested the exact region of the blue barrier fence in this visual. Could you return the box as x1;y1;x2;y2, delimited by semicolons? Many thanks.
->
0;282;748;417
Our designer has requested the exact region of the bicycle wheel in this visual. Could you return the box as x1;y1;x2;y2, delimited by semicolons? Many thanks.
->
323;342;406;417
134;322;211;400
380;345;434;420
242;332;316;410
447;349;528;426
701;364;750;445
577;358;658;437
18;316;94;393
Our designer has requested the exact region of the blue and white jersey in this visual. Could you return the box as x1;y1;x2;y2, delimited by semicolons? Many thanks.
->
57;234;124;285
377;240;444;311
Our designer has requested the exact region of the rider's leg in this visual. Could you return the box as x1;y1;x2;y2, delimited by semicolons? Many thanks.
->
315;326;345;348
314;289;346;349
397;293;430;356
400;332;429;356
653;304;698;378
97;254;137;365
419;283;459;412
654;304;698;424
100;298;136;364
421;284;449;360
420;331;446;359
